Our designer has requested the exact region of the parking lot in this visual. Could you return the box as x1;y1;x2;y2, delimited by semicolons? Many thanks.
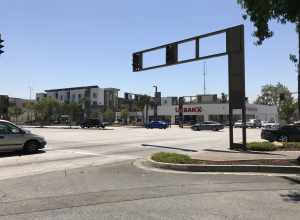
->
0;126;263;180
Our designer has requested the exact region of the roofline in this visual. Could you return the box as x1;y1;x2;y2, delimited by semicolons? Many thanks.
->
104;88;120;91
45;85;99;92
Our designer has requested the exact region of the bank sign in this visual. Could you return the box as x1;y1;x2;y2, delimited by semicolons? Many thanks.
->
175;107;202;113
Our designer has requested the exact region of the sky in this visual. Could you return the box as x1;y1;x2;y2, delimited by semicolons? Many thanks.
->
0;0;298;102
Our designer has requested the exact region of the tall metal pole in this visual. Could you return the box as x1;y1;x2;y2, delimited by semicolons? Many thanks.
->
153;85;158;121
28;86;33;123
297;22;300;120
203;62;207;95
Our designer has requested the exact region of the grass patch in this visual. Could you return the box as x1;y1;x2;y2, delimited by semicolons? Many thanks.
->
151;152;193;164
247;142;277;151
247;141;300;151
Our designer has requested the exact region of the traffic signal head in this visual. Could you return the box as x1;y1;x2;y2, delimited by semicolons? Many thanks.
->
0;34;4;55
166;44;178;65
132;53;142;72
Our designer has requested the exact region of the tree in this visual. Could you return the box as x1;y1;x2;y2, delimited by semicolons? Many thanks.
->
60;102;83;125
23;101;35;123
103;108;114;122
136;95;151;124
8;105;24;124
279;98;297;123
33;97;60;126
255;83;291;106
256;83;296;122
237;0;300;117
120;108;129;124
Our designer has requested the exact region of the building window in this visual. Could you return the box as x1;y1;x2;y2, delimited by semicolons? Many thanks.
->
55;93;58;99
93;101;97;105
172;97;178;105
93;93;97;98
78;94;82;99
60;96;63;100
72;94;75;101
164;100;168;104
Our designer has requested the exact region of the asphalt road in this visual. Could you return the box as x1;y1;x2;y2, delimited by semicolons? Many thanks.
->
0;127;299;219
0;161;299;220
0;127;263;180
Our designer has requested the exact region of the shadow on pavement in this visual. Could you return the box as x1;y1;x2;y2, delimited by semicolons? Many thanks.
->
281;191;300;203
141;144;197;152
203;149;285;156
280;176;300;203
0;150;46;158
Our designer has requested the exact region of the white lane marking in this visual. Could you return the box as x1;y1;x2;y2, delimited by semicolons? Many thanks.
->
54;149;101;156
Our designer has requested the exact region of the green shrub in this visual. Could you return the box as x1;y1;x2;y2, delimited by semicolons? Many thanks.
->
282;142;300;149
247;142;277;151
151;152;193;164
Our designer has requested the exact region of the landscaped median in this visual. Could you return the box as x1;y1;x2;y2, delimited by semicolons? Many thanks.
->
247;141;300;151
145;152;300;174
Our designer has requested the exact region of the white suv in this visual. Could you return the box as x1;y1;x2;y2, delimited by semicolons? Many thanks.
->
0;120;46;153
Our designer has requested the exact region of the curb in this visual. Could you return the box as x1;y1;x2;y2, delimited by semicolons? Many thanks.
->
144;158;300;174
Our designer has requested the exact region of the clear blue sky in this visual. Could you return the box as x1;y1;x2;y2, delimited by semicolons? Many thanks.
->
0;0;297;101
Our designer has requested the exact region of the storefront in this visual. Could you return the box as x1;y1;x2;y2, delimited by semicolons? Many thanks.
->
146;101;278;125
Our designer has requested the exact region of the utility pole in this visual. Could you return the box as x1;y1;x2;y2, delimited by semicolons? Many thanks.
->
28;86;33;123
153;85;158;121
203;62;207;95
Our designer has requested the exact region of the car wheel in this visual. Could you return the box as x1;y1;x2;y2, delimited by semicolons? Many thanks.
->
23;140;40;153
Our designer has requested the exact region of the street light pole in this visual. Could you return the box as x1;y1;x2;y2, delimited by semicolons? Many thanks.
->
153;85;158;121
28;86;33;123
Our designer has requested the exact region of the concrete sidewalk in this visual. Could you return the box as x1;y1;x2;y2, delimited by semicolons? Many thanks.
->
192;149;299;161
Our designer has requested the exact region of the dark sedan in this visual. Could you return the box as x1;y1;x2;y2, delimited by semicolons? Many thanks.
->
80;119;105;129
191;121;224;131
261;125;300;142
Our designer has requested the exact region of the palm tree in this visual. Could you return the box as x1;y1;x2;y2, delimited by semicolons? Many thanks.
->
136;95;151;125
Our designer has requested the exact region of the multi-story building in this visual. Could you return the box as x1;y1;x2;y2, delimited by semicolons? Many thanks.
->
36;85;119;119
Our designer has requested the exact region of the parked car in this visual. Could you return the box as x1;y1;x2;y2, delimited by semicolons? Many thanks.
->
146;121;169;129
80;119;105;129
191;121;224;131
0;120;46;153
234;120;244;128
261;125;300;142
262;121;280;129
246;119;262;128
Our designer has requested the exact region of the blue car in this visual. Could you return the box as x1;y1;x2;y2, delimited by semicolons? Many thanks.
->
146;121;169;129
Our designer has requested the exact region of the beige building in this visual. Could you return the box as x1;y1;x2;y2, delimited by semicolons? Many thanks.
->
147;95;278;124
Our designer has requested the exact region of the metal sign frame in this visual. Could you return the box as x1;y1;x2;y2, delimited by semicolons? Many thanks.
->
132;25;246;149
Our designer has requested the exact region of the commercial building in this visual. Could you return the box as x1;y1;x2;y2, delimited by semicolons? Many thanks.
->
146;94;278;124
